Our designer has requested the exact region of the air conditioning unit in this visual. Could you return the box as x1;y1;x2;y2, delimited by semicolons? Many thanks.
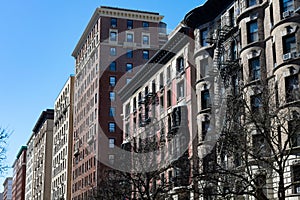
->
283;10;293;18
283;53;292;61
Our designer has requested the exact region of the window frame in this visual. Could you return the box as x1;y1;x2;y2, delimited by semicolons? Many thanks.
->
108;122;116;132
109;61;116;71
249;57;260;81
126;63;133;72
247;20;259;43
109;76;116;87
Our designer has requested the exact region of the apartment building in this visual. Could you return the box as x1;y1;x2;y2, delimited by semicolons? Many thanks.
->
12;146;27;200
25;134;35;200
51;76;74;200
71;6;167;199
119;24;195;199
184;0;300;199
30;109;54;200
3;177;12;200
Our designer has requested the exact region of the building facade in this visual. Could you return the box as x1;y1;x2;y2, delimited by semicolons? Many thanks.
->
30;109;54;200
71;6;167;199
3;177;12;200
119;24;196;199
12;146;27;200
25;133;35;200
184;0;300;199
51;75;74;200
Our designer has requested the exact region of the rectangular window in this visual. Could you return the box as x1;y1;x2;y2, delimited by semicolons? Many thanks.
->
202;120;210;141
176;57;184;73
110;47;116;56
127;20;133;29
143;21;149;29
250;94;262;113
126;63;133;72
293;165;300;193
110;31;117;42
160;95;164;108
200;28;208;47
109;107;116;117
289;120;300;147
252;134;268;156
167;66;171;83
201;89;211;110
127;33;133;42
249;57;260;81
200;58;209;78
127;49;133;58
159;73;164;89
142;35;149;45
177;81;184;99
111;18;117;27
286;74;300;102
247;21;258;43
108;154;115;165
109;61;116;71
109;91;115;101
109;76;116;86
143;50;149;59
283;34;296;54
109;122;116;132
247;0;257;7
167;90;172;107
109;138;115;148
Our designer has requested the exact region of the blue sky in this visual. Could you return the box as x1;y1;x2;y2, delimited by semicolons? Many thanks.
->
0;0;203;190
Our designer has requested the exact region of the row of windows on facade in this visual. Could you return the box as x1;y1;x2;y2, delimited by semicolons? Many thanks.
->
110;18;150;30
109;30;150;45
72;172;96;194
108;48;150;61
73;157;96;180
199;0;295;48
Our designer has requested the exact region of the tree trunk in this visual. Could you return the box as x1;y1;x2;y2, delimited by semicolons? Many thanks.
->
278;173;285;200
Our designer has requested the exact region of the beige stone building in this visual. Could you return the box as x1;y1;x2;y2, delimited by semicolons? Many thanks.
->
25;133;35;200
30;109;54;200
51;76;74;200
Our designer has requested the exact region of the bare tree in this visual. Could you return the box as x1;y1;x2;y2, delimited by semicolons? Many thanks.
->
194;72;300;200
0;128;10;175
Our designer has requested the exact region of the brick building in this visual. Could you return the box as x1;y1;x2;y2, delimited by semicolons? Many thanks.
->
71;6;167;199
12;146;27;200
3;177;12;200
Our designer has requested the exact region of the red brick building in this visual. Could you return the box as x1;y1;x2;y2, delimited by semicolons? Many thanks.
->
12;146;27;200
71;6;167;199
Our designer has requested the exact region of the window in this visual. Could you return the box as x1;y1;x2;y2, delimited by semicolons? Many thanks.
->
110;47;116;56
247;0;257;7
293;165;300;193
231;41;238;60
167;90;172;107
252;134;268;156
200;58;209;78
127;49;133;58
286;74;300;102
109;122;116;132
282;0;294;12
109;76;116;86
143;21;149;29
201;119;210;142
249;57;260;81
200;28;208;47
109;107;116;117
229;8;235;27
109;92;115;101
108;154;115;165
109;62;116;71
109;138;115;148
167;66;171;83
289;120;300;147
125;103;130;116
143;50;149;59
201;89;211;110
247;21;258;43
127;33;133;42
159;73;164;89
110;31;117;42
176;57;184;73
250;94;262;113
142;35;149;45
111;18;117;27
283;34;296;54
177;81;184;99
127;20;133;29
126;63;133;72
